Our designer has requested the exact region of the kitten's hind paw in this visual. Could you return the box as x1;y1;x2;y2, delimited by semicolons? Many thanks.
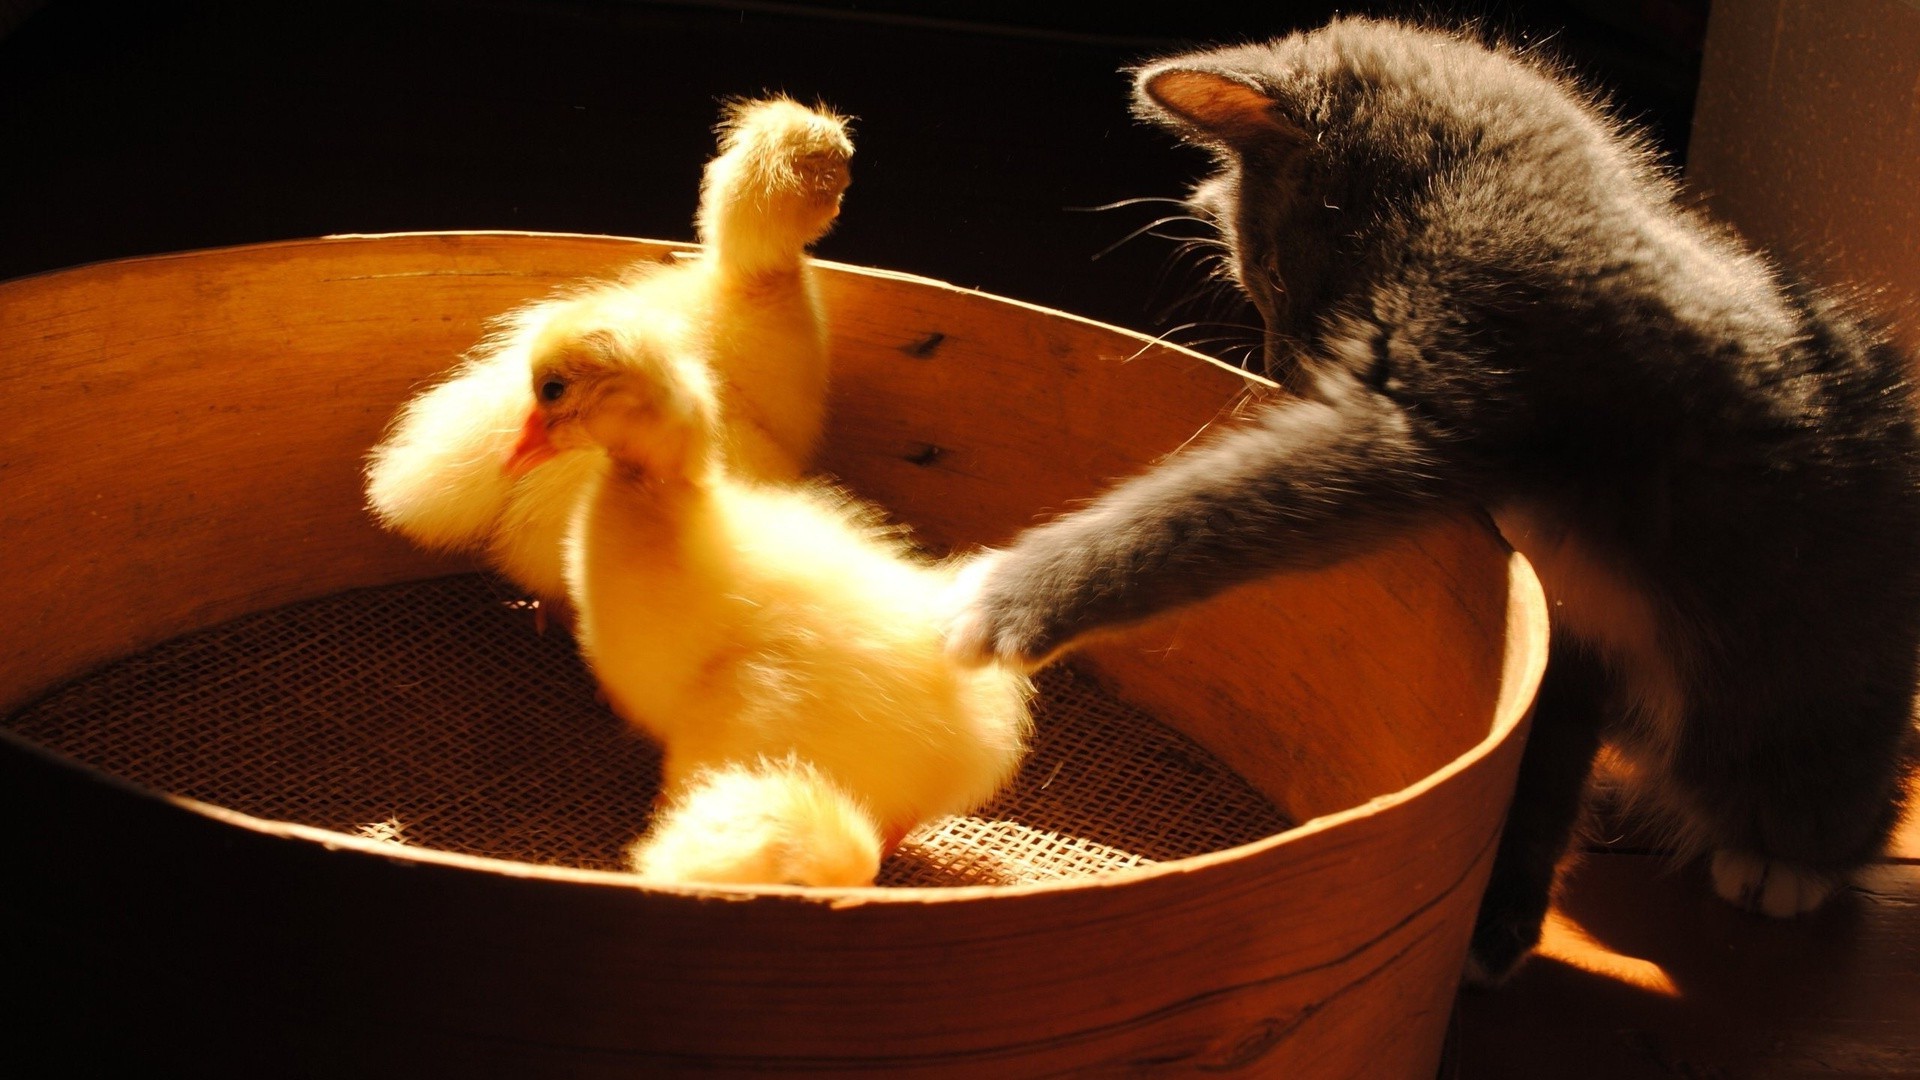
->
1461;915;1539;989
1461;951;1518;990
1709;850;1840;917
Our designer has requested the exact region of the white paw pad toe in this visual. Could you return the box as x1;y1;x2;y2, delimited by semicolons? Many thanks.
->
1710;850;1837;918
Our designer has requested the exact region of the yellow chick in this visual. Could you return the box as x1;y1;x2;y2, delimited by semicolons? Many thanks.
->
506;318;1034;852
364;97;853;610
629;756;883;888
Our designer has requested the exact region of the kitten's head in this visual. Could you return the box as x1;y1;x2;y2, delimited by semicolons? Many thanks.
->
1132;18;1582;375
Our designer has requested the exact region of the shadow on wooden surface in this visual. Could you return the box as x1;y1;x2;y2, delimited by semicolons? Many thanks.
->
1450;798;1920;1078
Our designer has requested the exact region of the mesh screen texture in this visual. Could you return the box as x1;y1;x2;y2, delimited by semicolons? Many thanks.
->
8;575;1291;885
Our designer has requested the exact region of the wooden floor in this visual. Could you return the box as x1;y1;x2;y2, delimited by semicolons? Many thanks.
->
1448;779;1920;1079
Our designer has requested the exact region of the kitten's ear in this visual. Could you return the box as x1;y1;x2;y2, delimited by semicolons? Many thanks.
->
1134;64;1304;149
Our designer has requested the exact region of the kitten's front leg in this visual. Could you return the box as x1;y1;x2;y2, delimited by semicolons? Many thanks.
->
945;381;1470;669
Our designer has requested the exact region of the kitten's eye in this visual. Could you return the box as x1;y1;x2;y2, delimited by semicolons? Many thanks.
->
539;378;567;403
1260;254;1285;291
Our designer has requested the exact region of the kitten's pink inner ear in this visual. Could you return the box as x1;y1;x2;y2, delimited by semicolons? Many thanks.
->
1145;69;1294;144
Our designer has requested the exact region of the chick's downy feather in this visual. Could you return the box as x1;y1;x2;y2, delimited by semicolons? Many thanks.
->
364;97;853;606
576;472;1034;838
630;756;883;888
518;321;1033;859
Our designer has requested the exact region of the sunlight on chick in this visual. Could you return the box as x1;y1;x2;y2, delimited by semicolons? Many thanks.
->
364;97;853;609
630;756;883;888
506;319;1035;859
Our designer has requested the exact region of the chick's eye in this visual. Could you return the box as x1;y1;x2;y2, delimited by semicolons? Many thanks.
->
539;378;567;403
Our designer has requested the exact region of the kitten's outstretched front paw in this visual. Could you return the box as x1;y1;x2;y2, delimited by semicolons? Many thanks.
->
1709;850;1840;917
940;551;1056;672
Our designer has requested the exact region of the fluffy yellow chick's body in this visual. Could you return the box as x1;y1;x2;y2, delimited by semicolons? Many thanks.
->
509;321;1034;850
363;96;852;607
630;756;882;888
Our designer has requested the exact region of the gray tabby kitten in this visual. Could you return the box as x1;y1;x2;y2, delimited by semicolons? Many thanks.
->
945;17;1920;983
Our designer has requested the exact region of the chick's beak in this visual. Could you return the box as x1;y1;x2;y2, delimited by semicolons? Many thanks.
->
504;407;559;477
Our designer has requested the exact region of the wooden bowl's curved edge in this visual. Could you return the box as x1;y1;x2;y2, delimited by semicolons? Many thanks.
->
7;229;1269;391
1;232;1548;909
0;230;665;287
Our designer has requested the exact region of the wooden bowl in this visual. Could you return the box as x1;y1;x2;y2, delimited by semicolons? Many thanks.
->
0;233;1544;1077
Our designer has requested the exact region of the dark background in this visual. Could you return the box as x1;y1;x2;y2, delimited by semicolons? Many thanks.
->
0;0;1708;343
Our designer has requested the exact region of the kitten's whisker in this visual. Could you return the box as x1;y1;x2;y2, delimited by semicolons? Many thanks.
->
1168;388;1263;453
1161;282;1255;330
1172;327;1263;346
1173;319;1267;337
1152;292;1207;326
1092;215;1210;261
1144;226;1221;245
1150;247;1227;301
1142;228;1215;245
1166;252;1223;277
1157;240;1224;276
1065;195;1191;212
1119;322;1209;363
1146;240;1228;303
1169;237;1228;257
1174;339;1259;357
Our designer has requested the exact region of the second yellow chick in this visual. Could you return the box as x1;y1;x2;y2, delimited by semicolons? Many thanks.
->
364;97;853;610
507;311;1034;858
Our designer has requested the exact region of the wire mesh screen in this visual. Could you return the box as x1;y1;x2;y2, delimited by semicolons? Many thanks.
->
6;574;1291;885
